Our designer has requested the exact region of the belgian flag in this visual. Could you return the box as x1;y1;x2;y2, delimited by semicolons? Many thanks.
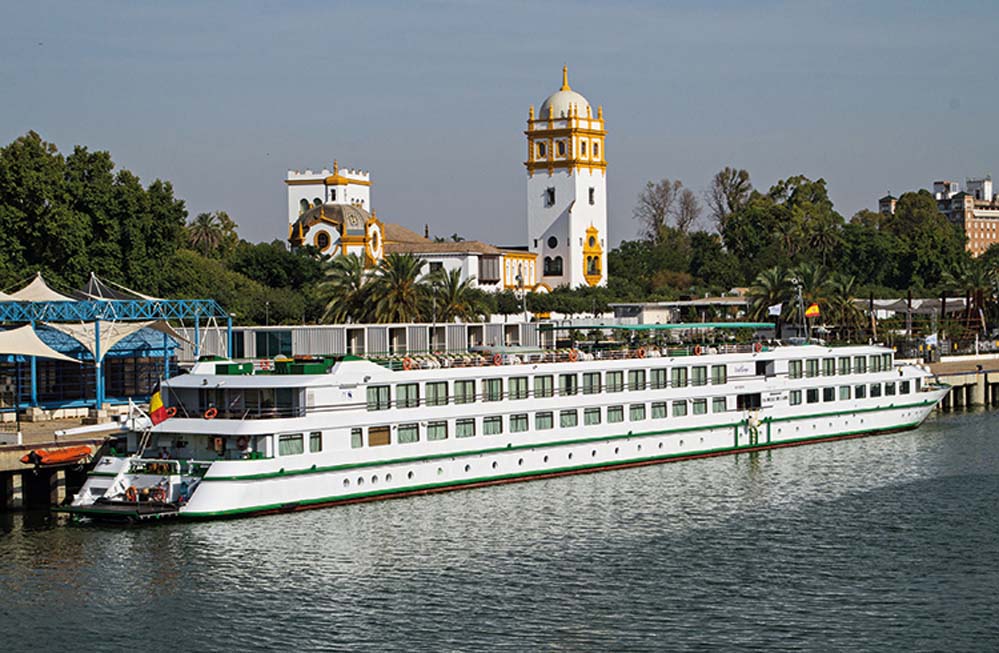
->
149;390;169;425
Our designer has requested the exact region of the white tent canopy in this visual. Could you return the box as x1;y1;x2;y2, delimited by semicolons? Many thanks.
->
44;320;188;362
8;272;75;302
0;325;80;363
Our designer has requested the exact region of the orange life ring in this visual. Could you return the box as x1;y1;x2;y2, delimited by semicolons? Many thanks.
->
568;349;579;362
165;406;177;418
204;407;218;420
402;357;414;371
236;435;249;450
124;486;138;502
493;353;503;366
694;345;703;356
636;347;646;359
753;342;763;353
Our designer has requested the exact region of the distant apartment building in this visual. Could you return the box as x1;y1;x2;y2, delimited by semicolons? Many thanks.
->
879;176;999;256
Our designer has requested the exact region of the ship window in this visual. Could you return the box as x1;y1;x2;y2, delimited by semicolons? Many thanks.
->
823;387;835;402
711;365;727;385
855;384;867;399
607;405;624;423
426;382;448;407
536;412;554;430
483;379;503;402
692;399;708;415
309;431;322;453
427;421;448;441
671;367;688;388
789;360;803;379
650;369;667;390
454;380;476;404
368;426;390;447
583;372;602;394
279;433;304;456
854;356;867;374
839;357;851;375
672;401;688;417
559;373;578;396
456;419;476;438
915;379;921;392
484;416;503;435
883;353;892;369
560;409;578;428
652;401;668;419
870;383;882;398
584;407;602;425
535;375;554;398
823;358;836;376
712;397;727;413
806;360;819;378
510;414;529;433
350;428;363;449
367;385;390;411
630;404;646;421
806;389;819;404
691;366;707;387
839;386;851;400
607;371;624;392
509;376;529;400
628;370;646;391
790;390;802;406
737;393;762;410
398;423;419;444
869;355;881;373
900;380;910;394
885;382;896;396
397;383;419;408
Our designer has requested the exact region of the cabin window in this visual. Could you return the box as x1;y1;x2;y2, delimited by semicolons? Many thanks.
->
839;386;851;400
584;407;601;425
652;401;668;419
854;356;867;374
691;366;707;387
510;414;529;433
398;423;419;444
628;370;646;391
855;385;867;399
870;383;882;398
456;419;476;438
790;390;802;406
806;389;819;404
484;416;503;435
869;355;881;373
711;365;727;385
900;380;910;394
455;380;476;404
823;387;835;402
630;404;646;421
368;426;390;447
915;379;921;392
789;360;803;379
560;409;578;428
692;399;707;415
607;405;624;423
309;431;322;453
672;401;688;417
367;385;390;411
583;372;602;394
279;433;304;456
839;357;851;375
426;382;448;407
509;376;529;400
651;369;667;390
427;421;448;441
823;358;836;376
535;375;554;398
882;353;892;369
712;397;727;413
671;367;688;388
350;428;363;448
806;360;819;378
607;371;624;392
559;374;578;396
397;383;420;408
536;412;554;430
483;379;503;401
885;382;896;396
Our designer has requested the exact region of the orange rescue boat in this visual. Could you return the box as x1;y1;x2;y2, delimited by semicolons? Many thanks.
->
20;446;92;466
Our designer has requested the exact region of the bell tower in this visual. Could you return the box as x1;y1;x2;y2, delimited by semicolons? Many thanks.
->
525;67;607;287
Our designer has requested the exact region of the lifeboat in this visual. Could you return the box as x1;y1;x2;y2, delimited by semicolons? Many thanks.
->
20;445;92;467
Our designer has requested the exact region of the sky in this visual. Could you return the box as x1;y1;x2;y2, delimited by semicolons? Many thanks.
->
2;1;998;247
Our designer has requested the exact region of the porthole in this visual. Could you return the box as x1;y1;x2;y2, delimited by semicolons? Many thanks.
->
407;471;414;480
568;452;573;460
371;475;378;484
357;477;364;486
614;447;619;454
343;478;350;487
637;444;642;451
679;440;684;446
492;461;498;469
699;437;704;443
518;458;524;466
386;473;393;482
591;450;597;457
543;455;549;463
464;464;471;472
437;467;444;476
658;442;663;449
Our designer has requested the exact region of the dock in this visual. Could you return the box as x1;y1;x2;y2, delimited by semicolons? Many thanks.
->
927;356;999;410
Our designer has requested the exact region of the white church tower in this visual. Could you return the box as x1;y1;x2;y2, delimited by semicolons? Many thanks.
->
526;67;607;288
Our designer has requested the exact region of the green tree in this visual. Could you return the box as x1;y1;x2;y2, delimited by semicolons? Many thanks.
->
370;253;427;323
187;212;224;257
320;253;371;323
428;267;488;322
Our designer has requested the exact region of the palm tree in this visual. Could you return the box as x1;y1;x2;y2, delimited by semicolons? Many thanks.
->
370;253;427;323
187;212;223;256
825;274;864;341
809;216;843;267
747;266;790;320
428;267;487;322
320;253;370;323
785;261;830;325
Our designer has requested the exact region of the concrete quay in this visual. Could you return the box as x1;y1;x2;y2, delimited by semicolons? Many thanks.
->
927;355;999;410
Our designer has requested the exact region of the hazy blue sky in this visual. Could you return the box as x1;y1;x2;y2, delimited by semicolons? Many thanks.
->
2;1;998;246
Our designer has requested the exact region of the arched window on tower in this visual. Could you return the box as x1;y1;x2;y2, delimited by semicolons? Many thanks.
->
313;197;323;208
299;199;310;215
330;188;337;202
587;255;600;276
557;141;566;157
544;256;563;276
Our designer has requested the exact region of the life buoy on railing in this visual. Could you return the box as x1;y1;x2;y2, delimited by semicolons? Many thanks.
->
165;406;177;418
636;347;647;359
493;353;503;366
402;357;414;371
753;342;763;353
203;407;218;420
693;345;703;356
124;486;138;502
236;436;249;450
569;349;579;363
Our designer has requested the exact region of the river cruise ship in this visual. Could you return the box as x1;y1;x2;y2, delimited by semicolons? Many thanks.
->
64;324;949;522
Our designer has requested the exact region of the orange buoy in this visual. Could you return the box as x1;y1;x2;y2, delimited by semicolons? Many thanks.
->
402;357;414;371
694;345;703;356
124;486;138;502
493;353;503;366
753;341;763;353
165;406;177;418
203;407;219;420
569;349;579;362
636;347;646;359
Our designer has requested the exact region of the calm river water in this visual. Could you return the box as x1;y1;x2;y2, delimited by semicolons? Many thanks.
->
2;410;998;652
